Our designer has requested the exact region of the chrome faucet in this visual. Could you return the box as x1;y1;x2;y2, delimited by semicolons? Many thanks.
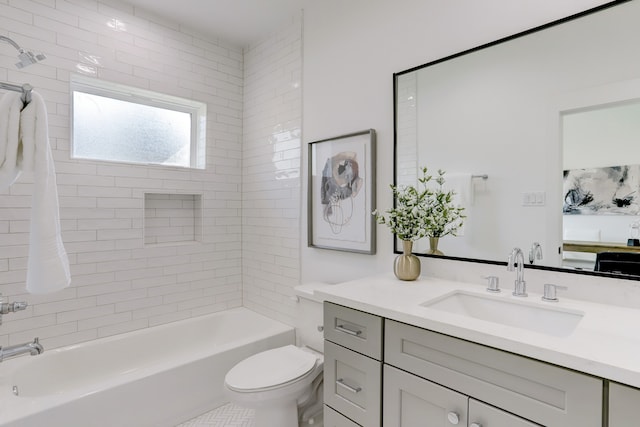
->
507;247;527;297
529;242;543;264
0;338;44;362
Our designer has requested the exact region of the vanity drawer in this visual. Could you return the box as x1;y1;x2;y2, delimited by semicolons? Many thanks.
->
324;302;383;360
324;405;362;427
384;320;602;427
324;340;381;427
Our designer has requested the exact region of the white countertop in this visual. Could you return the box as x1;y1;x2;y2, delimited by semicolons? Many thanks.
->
315;274;640;388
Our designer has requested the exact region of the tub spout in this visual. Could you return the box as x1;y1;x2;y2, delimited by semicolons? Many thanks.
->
0;337;44;362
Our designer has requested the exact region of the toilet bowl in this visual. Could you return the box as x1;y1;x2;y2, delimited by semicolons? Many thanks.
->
224;283;329;427
224;345;324;427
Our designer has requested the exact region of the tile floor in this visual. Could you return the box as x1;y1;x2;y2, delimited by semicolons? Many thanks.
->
176;403;255;427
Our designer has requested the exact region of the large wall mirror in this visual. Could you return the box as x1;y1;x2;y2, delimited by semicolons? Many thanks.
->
394;0;640;278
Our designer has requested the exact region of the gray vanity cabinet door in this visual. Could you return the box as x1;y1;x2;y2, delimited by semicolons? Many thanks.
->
383;365;468;427
609;382;640;426
384;320;602;426
324;405;361;427
469;399;542;427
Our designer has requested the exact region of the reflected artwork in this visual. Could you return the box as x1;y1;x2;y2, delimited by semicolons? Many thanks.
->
563;165;640;215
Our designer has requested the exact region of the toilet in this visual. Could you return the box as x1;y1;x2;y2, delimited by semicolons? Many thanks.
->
224;283;328;427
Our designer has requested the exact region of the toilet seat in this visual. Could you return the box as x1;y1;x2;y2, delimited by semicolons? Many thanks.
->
225;345;319;392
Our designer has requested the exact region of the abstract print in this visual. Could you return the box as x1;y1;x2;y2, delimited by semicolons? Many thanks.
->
320;152;363;233
563;165;640;215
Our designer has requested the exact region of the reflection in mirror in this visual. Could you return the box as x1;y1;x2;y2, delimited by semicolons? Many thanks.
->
562;101;640;271
394;0;640;278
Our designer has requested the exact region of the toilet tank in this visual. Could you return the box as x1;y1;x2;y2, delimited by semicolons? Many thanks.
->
294;283;331;352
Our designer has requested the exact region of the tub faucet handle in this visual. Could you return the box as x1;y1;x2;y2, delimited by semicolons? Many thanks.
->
1;300;28;314
0;295;28;325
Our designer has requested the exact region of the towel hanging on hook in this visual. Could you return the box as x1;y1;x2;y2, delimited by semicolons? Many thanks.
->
0;82;33;107
0;90;70;294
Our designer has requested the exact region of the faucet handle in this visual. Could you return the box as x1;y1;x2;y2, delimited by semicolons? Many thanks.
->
542;284;568;302
0;301;28;314
483;276;500;293
0;296;28;325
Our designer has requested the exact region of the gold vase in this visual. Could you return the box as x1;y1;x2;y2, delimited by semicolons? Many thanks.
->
394;240;421;281
427;237;444;255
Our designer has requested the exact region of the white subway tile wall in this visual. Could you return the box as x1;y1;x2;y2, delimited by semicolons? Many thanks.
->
242;14;303;326
396;72;418;188
0;0;258;349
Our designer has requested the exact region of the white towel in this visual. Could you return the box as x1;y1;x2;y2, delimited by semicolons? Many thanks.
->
0;92;23;188
1;91;71;294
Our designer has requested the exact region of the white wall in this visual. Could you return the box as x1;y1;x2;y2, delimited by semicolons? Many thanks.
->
301;0;614;282
242;14;302;326
0;0;245;349
564;101;640;170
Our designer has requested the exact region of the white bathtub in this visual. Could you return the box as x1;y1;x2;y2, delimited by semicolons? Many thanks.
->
0;307;294;427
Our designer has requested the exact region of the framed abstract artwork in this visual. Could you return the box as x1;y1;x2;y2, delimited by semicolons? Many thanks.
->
308;129;376;254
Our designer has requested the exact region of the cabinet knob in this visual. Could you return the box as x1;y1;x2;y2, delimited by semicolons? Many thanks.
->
447;412;460;425
470;423;482;427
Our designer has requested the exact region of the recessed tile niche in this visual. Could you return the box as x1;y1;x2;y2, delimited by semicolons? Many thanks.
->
144;193;203;246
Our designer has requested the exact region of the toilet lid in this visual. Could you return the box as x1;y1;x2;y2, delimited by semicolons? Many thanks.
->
225;345;318;391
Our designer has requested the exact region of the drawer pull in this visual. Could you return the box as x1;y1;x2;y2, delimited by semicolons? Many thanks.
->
336;324;363;336
336;378;362;393
470;423;482;427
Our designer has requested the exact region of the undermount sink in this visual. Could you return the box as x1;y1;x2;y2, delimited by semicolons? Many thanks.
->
420;291;584;337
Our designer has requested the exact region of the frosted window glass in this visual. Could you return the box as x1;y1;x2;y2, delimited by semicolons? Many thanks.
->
73;92;192;167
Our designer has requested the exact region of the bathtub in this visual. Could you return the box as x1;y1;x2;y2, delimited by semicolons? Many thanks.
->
0;307;294;427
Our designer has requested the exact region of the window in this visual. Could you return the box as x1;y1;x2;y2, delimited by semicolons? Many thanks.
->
71;75;206;169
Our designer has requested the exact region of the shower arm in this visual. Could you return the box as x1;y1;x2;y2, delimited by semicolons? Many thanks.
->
0;35;23;52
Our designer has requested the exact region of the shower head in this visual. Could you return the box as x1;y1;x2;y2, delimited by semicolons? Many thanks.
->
0;35;46;69
15;49;46;69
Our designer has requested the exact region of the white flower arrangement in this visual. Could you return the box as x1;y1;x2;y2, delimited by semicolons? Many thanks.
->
373;167;465;241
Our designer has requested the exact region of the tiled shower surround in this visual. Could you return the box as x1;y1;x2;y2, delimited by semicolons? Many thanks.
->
0;0;302;349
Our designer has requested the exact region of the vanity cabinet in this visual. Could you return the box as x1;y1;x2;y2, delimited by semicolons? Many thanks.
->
323;302;383;427
384;365;540;426
608;382;640;426
385;320;602;426
323;302;604;427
